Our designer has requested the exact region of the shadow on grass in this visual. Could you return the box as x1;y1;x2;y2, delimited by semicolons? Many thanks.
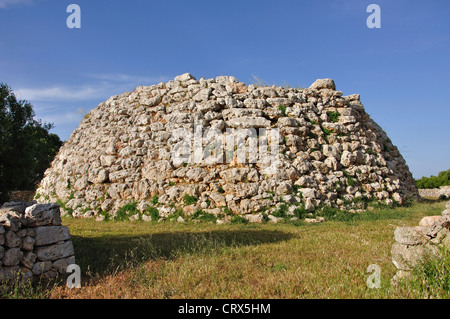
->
71;229;294;277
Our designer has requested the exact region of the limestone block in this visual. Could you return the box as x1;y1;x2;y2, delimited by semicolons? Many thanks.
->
34;226;71;246
35;241;74;262
24;203;62;227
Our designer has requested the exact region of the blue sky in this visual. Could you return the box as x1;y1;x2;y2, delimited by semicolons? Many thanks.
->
0;0;449;179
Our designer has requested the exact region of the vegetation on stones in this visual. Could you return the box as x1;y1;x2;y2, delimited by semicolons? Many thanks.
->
327;111;341;123
278;105;287;116
151;194;159;205
116;202;139;221
183;194;198;205
145;206;160;220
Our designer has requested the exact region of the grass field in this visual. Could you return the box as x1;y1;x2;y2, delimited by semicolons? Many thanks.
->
3;200;449;299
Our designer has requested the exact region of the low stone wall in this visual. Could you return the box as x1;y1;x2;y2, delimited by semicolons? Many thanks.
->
0;201;75;282
391;200;450;280
418;186;450;199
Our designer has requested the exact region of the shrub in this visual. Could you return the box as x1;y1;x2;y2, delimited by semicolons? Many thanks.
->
146;206;159;220
347;176;357;187
293;205;308;219
416;169;450;189
151;194;159;205
116;202;139;221
278;105;287;116
230;215;248;224
183;194;198;205
192;210;217;223
327;111;340;123
272;204;288;218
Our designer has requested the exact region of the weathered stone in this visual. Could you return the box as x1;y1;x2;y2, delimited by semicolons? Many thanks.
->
419;216;441;228
4;231;21;248
394;227;427;245
309;78;336;90
34;226;71;246
0;212;22;231
32;74;418;221
244;213;264;223
391;242;431;270
226;116;271;128
21;251;37;269
209;192;226;207
52;256;76;274
20;236;35;251
32;261;52;275
24;203;62;227
268;215;283;224
0;266;21;282
35;241;74;262
427;215;450;238
3;248;23;266
175;73;196;82
176;216;185;223
304;217;325;223
299;188;316;199
0;201;36;214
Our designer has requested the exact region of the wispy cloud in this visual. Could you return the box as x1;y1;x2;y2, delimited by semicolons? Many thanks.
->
0;0;33;9
15;73;168;102
86;73;168;84
15;86;103;101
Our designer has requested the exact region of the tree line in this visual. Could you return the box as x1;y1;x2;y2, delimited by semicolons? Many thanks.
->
416;169;450;189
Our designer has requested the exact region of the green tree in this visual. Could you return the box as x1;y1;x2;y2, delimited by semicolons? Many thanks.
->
416;169;450;189
0;83;63;202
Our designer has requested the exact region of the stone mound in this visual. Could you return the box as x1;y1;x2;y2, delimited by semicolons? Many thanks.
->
35;73;418;221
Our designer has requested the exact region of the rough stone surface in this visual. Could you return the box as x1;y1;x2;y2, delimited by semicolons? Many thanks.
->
0;201;75;283
418;186;450;200
34;226;71;246
34;74;418;220
391;201;450;279
35;241;74;262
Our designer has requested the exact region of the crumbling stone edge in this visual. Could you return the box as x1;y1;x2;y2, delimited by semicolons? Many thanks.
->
0;201;75;283
391;200;450;282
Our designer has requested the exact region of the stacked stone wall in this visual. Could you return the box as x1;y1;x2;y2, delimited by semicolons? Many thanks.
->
0;201;75;282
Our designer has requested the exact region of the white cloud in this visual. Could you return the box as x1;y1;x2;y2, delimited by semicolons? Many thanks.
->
15;86;103;101
0;0;33;9
15;73;168;102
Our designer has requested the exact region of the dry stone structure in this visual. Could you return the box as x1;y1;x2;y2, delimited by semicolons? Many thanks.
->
391;201;450;281
418;186;450;200
0;201;75;282
35;73;418;221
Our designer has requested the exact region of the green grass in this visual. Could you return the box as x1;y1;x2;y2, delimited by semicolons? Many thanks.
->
5;200;449;299
402;247;450;298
